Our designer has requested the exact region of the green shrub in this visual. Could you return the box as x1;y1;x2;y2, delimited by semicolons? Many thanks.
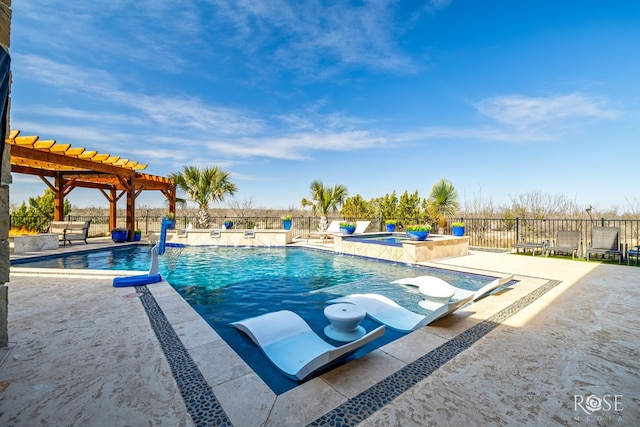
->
406;224;431;232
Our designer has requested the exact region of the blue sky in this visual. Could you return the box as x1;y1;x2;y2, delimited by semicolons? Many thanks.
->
8;1;640;212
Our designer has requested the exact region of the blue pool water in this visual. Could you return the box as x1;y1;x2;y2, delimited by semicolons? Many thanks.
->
343;232;419;246
14;245;495;394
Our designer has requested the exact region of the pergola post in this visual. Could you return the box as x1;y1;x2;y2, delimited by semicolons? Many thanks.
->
125;177;135;241
109;188;117;231
163;185;177;217
53;172;65;221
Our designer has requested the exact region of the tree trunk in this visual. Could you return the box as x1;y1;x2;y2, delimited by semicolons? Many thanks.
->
197;208;211;229
317;216;328;233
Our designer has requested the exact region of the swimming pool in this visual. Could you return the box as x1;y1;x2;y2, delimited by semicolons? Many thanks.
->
13;245;495;393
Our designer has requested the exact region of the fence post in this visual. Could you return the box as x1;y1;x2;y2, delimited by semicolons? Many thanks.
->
515;218;520;243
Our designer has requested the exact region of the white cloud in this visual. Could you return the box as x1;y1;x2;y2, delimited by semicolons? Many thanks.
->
211;0;418;76
14;54;117;95
13;54;264;137
425;0;453;14
13;52;621;163
474;93;618;130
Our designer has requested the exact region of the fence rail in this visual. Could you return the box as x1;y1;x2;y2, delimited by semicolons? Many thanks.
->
458;217;639;253
10;214;640;254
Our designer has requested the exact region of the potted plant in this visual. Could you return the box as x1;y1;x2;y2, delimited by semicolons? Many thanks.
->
385;220;397;233
134;229;142;241
339;221;356;234
405;224;431;241
281;214;292;230
451;221;465;236
223;219;234;229
111;227;129;243
165;212;176;230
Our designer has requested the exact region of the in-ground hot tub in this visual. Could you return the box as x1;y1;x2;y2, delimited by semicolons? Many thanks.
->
335;232;469;264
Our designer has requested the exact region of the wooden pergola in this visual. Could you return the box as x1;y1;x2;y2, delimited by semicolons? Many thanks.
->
7;129;176;240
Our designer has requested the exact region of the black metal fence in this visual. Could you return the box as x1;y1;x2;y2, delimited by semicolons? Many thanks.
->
454;217;639;254
10;214;640;254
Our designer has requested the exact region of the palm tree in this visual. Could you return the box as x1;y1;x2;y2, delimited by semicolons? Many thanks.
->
301;180;348;233
170;165;238;229
427;178;459;231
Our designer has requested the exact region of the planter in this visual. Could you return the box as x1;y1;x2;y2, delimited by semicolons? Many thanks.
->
134;232;142;241
406;230;429;241
452;226;465;236
165;218;176;230
385;224;396;232
282;219;292;230
340;226;356;235
111;229;129;243
223;221;234;229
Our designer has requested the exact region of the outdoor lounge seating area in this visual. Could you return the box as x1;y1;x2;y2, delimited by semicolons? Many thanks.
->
511;230;585;259
232;310;386;381
325;273;516;333
229;270;516;382
48;220;92;246
511;226;634;264
327;293;474;332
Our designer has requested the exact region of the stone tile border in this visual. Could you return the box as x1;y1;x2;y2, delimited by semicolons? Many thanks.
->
134;275;561;426
134;285;233;426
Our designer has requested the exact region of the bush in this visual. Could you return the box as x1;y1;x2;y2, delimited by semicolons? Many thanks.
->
406;224;431;232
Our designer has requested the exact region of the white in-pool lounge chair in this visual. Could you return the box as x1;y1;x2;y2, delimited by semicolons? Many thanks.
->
392;273;515;302
327;293;474;332
231;310;385;381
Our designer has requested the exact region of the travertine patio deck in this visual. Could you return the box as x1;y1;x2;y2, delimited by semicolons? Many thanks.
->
1;239;638;426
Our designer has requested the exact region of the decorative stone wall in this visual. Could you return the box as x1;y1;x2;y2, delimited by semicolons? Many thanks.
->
149;229;293;247
9;234;60;253
0;0;11;348
334;234;469;264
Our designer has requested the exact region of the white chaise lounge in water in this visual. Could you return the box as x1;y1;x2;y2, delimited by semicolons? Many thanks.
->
327;293;474;333
231;310;385;381
392;273;515;302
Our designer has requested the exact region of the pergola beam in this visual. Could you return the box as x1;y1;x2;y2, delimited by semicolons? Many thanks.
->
8;130;176;241
11;145;135;176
